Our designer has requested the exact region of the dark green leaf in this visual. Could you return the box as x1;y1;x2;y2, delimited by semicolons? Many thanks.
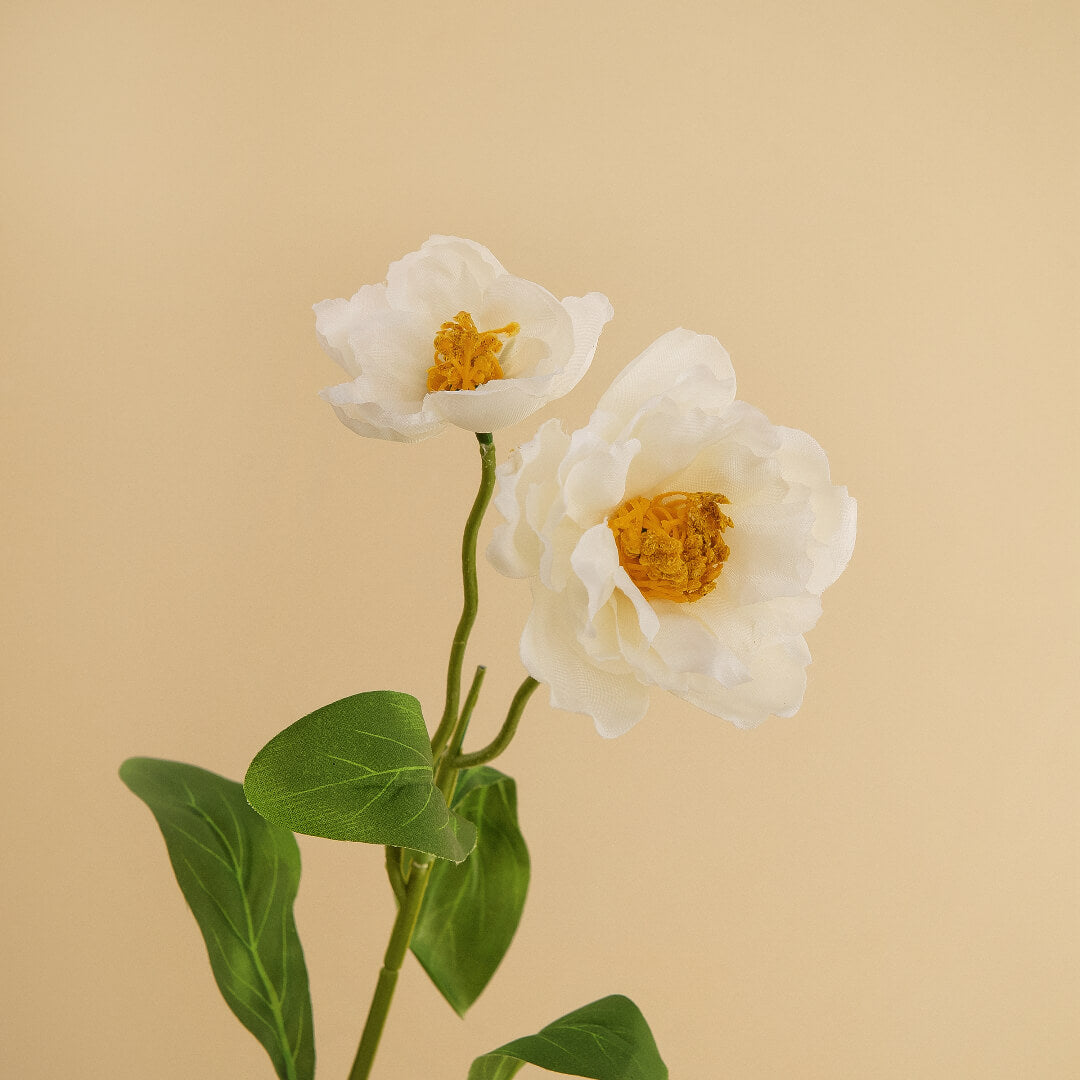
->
468;995;668;1080
243;691;475;863
119;757;314;1080
412;766;529;1015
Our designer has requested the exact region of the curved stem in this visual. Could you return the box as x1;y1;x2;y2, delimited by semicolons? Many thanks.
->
453;676;540;769
430;433;497;758
349;437;496;1080
451;665;487;761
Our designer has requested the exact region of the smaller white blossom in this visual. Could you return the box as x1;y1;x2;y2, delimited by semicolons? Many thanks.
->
315;236;613;442
487;329;857;736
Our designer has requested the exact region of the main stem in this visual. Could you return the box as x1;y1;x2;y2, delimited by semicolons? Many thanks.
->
430;433;497;759
346;851;433;1080
347;433;496;1080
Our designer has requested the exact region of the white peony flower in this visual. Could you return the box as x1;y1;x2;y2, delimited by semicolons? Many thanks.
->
487;328;857;736
314;236;614;442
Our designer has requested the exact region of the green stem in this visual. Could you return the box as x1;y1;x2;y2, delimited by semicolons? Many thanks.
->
349;437;496;1080
347;701;475;1080
452;665;487;760
346;852;434;1080
430;433;497;758
453;676;539;769
383;846;405;904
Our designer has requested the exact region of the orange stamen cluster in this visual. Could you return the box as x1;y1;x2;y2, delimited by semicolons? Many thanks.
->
426;311;520;392
608;491;733;603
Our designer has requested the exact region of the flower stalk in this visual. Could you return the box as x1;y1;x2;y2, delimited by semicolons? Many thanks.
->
346;848;435;1080
453;676;539;769
430;432;497;759
349;434;497;1080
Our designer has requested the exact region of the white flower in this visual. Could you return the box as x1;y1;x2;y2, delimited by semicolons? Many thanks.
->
487;329;857;736
314;236;614;442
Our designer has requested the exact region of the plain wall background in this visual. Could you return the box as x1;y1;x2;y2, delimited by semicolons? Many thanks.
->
2;1;1077;1077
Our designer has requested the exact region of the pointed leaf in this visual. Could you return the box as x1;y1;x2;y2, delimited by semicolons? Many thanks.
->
119;757;314;1080
244;691;475;863
468;995;668;1080
412;766;529;1015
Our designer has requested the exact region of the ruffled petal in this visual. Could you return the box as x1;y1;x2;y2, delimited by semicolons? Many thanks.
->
343;308;432;397
550;292;614;394
620;393;732;496
320;378;445;443
386;236;506;321
487;419;571;578
595;328;736;426
426;376;557;432
475;275;574;379
559;430;638;528
775;426;857;594
679;635;811;729
569;524;620;620
649;605;749;687
611;567;661;642
521;584;650;738
313;283;390;377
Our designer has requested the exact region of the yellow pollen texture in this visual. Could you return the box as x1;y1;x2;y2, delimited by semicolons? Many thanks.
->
608;491;733;603
426;311;520;392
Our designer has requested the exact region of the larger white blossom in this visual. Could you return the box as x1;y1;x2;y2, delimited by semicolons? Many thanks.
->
314;236;613;442
488;329;856;736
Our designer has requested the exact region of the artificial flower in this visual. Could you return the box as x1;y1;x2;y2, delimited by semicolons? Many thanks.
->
488;329;856;735
314;235;613;442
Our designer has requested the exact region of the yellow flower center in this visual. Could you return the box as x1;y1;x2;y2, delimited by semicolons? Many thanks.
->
426;311;520;392
608;491;733;603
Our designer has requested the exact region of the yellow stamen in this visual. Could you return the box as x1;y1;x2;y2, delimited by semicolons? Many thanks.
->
608;491;733;603
426;311;520;392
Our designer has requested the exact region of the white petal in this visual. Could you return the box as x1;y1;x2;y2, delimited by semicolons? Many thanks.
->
559;430;638;527
611;567;661;641
679;637;811;729
549;292;614;394
723;498;816;605
537;503;583;592
476;276;574;378
422;235;508;278
650;606;749;687
313;284;390;377
596;329;736;425
320;379;445;443
569;524;619;620
487;419;571;578
694;593;823;665
620;394;732;496
344;308;432;396
386;236;504;323
426;377;555;432
775;426;857;594
521;585;650;738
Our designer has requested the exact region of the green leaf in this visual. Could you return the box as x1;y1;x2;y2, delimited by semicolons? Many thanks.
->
119;757;314;1080
468;995;668;1080
243;691;476;863
412;766;529;1015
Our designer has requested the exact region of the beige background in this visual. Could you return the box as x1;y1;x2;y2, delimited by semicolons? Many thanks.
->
2;1;1077;1077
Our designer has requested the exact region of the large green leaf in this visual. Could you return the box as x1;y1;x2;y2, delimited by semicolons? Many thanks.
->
243;691;476;863
412;766;529;1015
119;757;314;1080
468;995;668;1080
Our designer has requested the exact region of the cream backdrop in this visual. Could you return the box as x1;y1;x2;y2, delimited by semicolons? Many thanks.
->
2;2;1077;1078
